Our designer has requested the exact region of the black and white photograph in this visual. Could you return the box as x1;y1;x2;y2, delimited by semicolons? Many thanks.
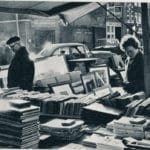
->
89;65;109;85
0;0;150;149
81;72;97;93
49;82;74;95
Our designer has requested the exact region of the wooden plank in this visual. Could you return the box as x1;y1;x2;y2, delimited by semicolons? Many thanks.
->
141;3;150;97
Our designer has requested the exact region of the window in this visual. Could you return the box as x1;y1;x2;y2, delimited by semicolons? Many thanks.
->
108;7;115;14
107;34;111;39
77;46;86;53
40;48;52;57
52;47;70;56
111;26;114;32
70;47;80;55
52;48;61;56
115;6;122;13
107;26;110;32
109;3;114;7
115;6;122;17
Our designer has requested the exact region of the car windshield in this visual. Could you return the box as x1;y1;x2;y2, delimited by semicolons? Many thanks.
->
39;44;90;57
39;47;54;57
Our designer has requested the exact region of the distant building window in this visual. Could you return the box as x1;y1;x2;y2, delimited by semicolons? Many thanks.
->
108;7;115;13
115;6;122;13
111;26;114;32
109;3;114;7
107;26;110;32
107;34;111;39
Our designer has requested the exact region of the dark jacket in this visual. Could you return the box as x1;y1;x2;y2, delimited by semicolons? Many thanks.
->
7;46;34;90
124;51;144;94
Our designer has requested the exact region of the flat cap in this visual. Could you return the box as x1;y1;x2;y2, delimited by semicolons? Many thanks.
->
6;36;20;45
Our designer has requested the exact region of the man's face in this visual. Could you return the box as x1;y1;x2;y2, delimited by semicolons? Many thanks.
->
9;41;21;53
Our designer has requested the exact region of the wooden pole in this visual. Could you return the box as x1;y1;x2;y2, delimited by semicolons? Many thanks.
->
16;14;20;37
141;3;150;97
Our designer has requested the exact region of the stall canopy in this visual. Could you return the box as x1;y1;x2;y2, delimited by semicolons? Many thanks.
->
59;3;102;24
0;1;89;17
0;1;106;24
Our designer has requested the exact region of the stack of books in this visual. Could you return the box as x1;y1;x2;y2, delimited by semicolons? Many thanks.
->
40;118;84;141
114;117;149;139
82;134;103;148
106;119;117;132
5;90;89;118
82;134;125;150
93;127;115;137
144;123;150;139
25;92;51;108
96;136;126;150
0;99;40;148
58;143;90;150
82;103;122;124
61;94;97;117
125;99;146;117
135;98;150;117
123;137;150;149
5;90;51;111
100;91;145;110
40;95;75;115
40;94;96;118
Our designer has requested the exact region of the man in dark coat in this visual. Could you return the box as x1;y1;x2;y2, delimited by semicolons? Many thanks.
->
6;36;35;91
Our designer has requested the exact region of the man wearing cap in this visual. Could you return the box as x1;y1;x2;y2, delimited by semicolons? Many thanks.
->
6;36;35;91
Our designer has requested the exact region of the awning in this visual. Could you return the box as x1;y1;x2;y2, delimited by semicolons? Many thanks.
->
0;1;89;16
60;3;104;24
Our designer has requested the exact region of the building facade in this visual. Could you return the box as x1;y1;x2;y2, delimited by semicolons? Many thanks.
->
60;6;106;49
106;2;141;43
106;3;123;43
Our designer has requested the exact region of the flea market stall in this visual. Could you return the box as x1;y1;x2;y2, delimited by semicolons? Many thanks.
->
0;1;150;150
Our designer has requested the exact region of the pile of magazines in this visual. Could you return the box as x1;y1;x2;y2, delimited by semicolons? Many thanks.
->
0;99;40;148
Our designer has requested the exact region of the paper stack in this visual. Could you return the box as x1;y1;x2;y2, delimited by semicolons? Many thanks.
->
82;134;126;150
21;92;51;110
40;118;84;141
94;127;115;137
5;90;51;109
82;134;103;148
106;119;117;131
114;116;149;139
0;99;40;148
123;137;150;149
59;143;94;150
96;136;126;150
144;123;150;139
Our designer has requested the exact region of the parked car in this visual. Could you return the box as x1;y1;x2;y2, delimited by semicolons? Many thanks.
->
91;50;124;68
36;43;91;59
93;45;126;61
